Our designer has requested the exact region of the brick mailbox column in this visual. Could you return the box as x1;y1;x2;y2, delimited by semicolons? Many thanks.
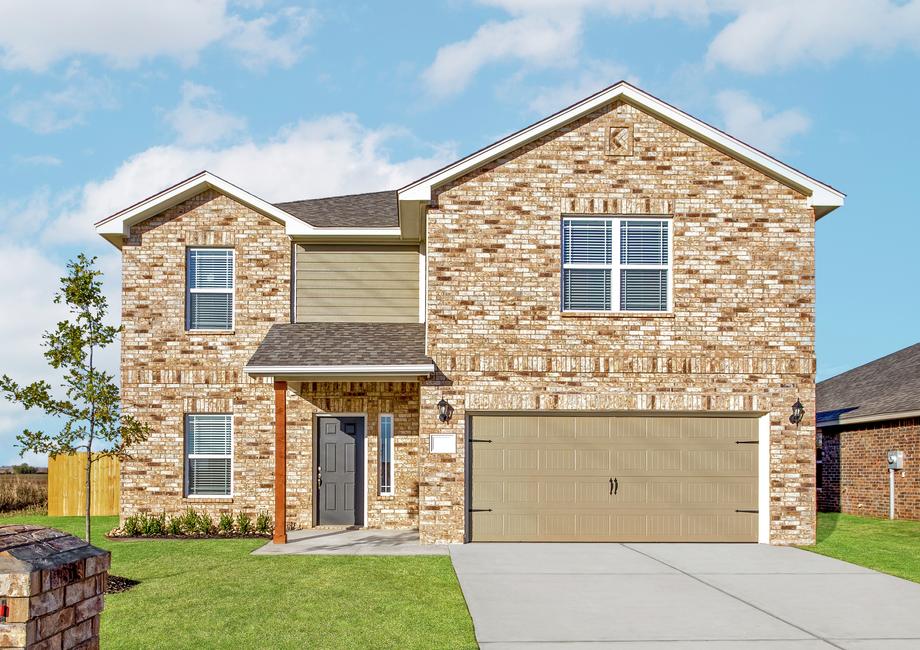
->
0;525;110;649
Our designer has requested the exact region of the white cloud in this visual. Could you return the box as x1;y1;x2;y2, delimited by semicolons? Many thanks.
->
425;1;920;96
13;154;62;167
164;82;247;146
44;115;456;244
714;90;811;154
527;60;634;115
8;64;117;134
0;242;122;466
707;0;920;74
423;13;582;98
0;0;314;72
226;6;316;70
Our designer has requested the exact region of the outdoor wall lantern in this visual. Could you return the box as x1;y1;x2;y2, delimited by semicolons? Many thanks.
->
437;398;454;423
789;398;805;426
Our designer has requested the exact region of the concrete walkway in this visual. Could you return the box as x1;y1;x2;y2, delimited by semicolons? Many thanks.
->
449;543;920;649
252;528;448;555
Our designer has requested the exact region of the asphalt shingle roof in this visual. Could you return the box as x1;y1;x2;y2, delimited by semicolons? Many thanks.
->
246;322;430;368
817;341;920;425
274;190;398;228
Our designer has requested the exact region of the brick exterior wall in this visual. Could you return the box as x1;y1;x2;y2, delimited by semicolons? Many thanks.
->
120;98;821;545
120;191;419;530
419;99;817;544
818;418;920;520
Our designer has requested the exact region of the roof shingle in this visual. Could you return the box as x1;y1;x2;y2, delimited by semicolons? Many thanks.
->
817;341;920;425
274;190;398;229
246;322;430;368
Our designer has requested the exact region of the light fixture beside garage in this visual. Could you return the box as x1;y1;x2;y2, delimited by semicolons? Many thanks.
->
437;398;453;423
789;398;805;426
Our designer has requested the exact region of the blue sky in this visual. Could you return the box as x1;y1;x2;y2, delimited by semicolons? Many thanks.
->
1;0;918;465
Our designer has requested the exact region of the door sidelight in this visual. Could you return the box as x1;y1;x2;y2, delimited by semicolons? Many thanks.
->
609;477;618;496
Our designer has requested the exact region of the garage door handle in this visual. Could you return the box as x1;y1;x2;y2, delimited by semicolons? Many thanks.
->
610;478;618;496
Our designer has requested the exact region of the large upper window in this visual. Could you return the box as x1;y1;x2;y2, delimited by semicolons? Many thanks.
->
187;248;234;330
185;414;232;497
561;217;671;313
379;414;394;495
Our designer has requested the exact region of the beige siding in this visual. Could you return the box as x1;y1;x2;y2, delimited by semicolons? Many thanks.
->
295;244;420;322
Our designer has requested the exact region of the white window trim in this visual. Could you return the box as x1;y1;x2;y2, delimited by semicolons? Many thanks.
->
186;248;236;332
184;413;234;498
561;215;673;314
379;413;395;496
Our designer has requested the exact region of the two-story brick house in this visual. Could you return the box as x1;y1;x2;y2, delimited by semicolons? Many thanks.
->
95;82;843;545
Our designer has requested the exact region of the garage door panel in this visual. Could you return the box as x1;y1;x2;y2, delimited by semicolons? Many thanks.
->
470;413;759;542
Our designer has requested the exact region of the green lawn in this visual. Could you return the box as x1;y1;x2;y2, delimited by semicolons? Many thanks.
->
0;515;477;649
802;512;920;583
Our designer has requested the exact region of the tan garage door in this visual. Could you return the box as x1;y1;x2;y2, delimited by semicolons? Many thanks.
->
469;414;759;542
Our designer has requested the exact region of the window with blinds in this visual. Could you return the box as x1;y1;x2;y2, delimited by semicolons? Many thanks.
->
379;414;394;495
561;217;670;312
187;248;234;330
185;414;232;496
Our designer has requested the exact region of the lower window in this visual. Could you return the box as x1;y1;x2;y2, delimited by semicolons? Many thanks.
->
379;414;394;495
185;414;232;496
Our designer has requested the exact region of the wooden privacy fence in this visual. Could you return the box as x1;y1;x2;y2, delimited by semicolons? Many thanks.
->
47;453;120;516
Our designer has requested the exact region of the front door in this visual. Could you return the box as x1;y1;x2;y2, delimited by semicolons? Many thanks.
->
317;416;364;526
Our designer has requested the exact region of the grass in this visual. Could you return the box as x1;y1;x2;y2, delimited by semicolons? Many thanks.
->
802;512;920;584
0;474;47;513
0;514;477;649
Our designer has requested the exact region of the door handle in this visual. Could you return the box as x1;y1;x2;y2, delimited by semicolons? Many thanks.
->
317;466;322;489
613;478;618;495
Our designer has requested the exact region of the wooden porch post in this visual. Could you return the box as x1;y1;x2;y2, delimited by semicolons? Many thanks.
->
273;380;287;544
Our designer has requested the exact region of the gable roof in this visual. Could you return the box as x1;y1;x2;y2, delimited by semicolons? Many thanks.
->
817;342;920;426
94;171;400;247
275;190;398;228
398;81;844;218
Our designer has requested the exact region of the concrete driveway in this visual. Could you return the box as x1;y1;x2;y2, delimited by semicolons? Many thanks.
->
449;543;920;649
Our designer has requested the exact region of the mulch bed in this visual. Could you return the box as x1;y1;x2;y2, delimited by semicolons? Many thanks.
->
106;575;139;594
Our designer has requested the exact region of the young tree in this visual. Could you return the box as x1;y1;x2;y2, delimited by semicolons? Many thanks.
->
1;254;148;541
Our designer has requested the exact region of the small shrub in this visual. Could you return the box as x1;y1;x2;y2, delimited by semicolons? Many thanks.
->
218;512;234;534
141;513;166;537
180;508;200;535
236;512;252;535
166;515;183;536
197;512;214;535
255;512;272;535
122;514;141;536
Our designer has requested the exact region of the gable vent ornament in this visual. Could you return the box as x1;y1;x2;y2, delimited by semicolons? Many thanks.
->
789;399;805;426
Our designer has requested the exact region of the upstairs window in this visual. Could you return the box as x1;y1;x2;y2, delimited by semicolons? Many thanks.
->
187;248;234;330
185;414;232;497
561;217;671;313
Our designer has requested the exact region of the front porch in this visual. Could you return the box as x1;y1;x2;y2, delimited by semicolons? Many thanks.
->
243;322;435;544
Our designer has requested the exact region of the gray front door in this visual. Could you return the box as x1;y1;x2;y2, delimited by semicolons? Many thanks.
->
317;416;364;526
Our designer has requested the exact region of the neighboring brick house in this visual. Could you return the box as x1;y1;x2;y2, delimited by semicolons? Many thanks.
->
817;342;920;520
95;82;844;545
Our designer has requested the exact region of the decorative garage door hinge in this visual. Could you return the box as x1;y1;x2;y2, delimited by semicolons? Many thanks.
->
735;509;759;514
735;440;759;444
468;508;493;513
469;438;492;443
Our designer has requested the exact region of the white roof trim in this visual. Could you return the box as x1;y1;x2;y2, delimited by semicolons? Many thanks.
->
243;363;435;377
398;81;844;215
94;171;400;245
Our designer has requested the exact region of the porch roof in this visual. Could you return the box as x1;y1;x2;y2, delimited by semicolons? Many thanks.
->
243;322;434;378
